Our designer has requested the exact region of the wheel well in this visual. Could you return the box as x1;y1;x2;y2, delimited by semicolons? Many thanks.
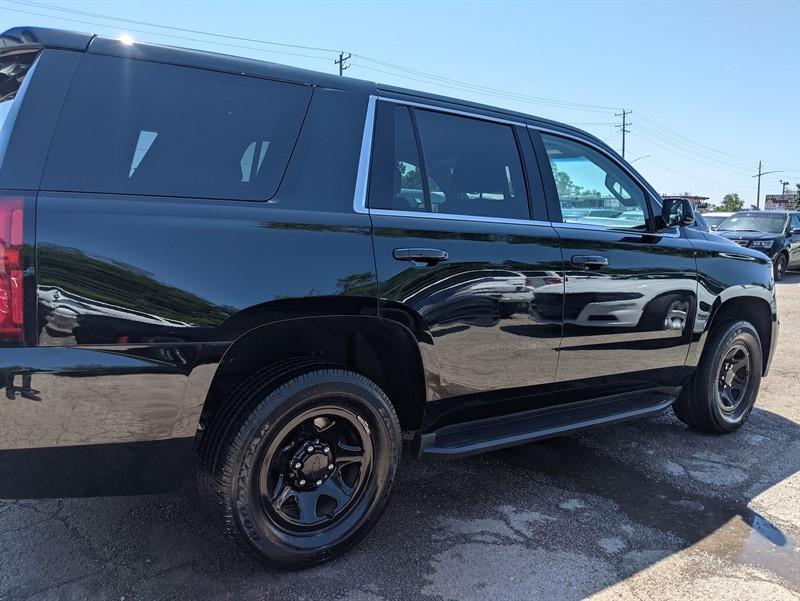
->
709;296;773;373
200;316;428;433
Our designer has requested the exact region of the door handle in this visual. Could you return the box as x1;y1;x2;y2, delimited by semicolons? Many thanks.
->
393;248;449;266
571;255;609;270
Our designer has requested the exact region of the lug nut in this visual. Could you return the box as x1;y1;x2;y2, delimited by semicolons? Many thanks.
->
299;479;306;486
307;445;314;453
328;464;334;470
323;446;330;453
316;480;322;486
294;461;302;469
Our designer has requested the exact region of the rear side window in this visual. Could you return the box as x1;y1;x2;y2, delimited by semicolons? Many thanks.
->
369;102;529;220
0;50;38;155
43;55;312;200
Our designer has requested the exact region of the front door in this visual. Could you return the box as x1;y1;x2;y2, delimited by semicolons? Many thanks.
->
366;99;563;427
788;213;800;269
532;130;697;396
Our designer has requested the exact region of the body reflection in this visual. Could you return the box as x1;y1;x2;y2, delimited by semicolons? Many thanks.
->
553;227;698;387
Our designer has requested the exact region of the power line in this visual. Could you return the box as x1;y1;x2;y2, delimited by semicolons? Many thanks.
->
633;122;756;173
2;0;342;54
0;5;336;63
2;0;795;184
629;131;758;177
639;157;758;190
1;0;623;114
636;111;795;172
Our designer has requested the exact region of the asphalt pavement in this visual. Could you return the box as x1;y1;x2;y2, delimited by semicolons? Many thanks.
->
2;274;799;601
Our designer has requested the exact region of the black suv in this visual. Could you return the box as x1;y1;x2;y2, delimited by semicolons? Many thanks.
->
716;210;800;281
0;27;779;568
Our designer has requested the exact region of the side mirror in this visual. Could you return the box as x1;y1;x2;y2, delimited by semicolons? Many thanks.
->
790;228;800;235
660;198;695;228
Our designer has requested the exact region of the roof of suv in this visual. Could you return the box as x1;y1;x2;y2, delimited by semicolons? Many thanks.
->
0;25;610;149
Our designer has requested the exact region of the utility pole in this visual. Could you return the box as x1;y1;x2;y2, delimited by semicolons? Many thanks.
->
751;161;783;209
335;52;351;76
615;110;631;158
780;179;790;196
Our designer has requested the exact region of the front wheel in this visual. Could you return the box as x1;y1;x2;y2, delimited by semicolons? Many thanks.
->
673;320;762;433
198;366;401;568
774;254;787;281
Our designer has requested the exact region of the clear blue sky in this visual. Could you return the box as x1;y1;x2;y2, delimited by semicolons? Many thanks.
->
1;0;798;206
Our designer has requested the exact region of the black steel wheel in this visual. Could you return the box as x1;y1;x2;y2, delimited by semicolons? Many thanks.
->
259;406;374;530
716;342;752;422
198;365;401;568
673;320;762;433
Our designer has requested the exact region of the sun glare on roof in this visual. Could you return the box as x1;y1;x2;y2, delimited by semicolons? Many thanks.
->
119;33;135;46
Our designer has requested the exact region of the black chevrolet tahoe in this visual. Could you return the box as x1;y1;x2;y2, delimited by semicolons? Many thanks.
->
0;27;779;568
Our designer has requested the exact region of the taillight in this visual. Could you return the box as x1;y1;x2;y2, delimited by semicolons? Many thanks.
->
0;197;24;343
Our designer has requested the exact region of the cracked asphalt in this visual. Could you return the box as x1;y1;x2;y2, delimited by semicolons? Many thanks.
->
2;274;799;600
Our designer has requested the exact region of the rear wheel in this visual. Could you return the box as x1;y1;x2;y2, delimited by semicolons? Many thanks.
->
197;364;401;568
673;320;762;433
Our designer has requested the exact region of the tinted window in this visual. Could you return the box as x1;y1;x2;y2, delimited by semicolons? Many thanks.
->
542;134;648;229
43;55;312;200
394;106;425;211
790;214;800;231
369;103;528;220
0;50;38;157
415;109;528;219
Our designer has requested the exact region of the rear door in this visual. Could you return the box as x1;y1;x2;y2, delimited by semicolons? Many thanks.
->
365;98;564;427
531;129;697;397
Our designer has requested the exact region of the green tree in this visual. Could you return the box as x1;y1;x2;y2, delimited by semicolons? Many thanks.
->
720;193;744;212
795;183;800;210
551;166;600;199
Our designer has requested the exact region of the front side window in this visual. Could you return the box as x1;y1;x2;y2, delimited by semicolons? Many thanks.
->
790;213;800;231
541;134;648;229
369;103;529;220
43;55;312;201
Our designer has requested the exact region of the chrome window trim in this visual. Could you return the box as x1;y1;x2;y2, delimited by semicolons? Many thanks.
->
369;207;551;228
352;94;377;215
377;96;527;128
552;220;681;238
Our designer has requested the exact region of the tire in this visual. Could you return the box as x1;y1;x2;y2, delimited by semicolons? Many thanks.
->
774;254;787;281
197;363;401;568
673;320;762;433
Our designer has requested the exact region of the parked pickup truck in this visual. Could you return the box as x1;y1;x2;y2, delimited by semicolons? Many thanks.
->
0;26;778;568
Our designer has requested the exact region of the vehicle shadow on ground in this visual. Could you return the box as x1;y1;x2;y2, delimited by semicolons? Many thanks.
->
2;405;799;600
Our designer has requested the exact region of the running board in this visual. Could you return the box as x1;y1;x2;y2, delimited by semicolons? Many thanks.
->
419;393;675;460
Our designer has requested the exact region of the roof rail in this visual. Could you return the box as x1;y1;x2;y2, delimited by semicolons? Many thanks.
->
1;26;94;52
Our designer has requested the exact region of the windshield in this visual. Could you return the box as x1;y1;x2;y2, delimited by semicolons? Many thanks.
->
718;214;787;234
703;214;728;226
